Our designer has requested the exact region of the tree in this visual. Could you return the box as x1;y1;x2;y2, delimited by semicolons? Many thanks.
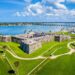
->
49;30;51;32
14;61;19;68
2;45;7;50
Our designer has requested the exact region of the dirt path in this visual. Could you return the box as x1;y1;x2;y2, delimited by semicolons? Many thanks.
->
6;49;46;60
6;44;57;60
50;41;75;59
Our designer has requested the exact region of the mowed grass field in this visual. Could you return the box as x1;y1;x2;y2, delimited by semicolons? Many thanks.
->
32;54;75;75
6;51;43;75
43;40;70;56
0;39;75;75
0;55;15;75
0;48;43;75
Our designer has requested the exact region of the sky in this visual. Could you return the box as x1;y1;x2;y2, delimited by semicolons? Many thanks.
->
0;0;75;22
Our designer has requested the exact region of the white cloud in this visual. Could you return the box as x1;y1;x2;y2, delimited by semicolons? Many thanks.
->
15;12;21;16
16;2;45;16
15;0;75;22
70;10;75;16
70;0;75;2
54;0;67;9
24;0;32;3
42;0;67;9
56;0;65;2
46;13;54;16
27;2;44;15
54;2;67;9
67;0;75;3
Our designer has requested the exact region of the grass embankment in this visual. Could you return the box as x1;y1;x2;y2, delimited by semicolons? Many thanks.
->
0;39;75;75
34;54;75;75
0;45;43;75
6;51;43;75
56;31;75;37
0;55;15;75
43;40;71;56
31;39;75;75
0;41;58;58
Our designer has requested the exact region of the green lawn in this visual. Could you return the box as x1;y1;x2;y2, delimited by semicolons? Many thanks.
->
32;53;75;75
43;40;70;56
0;47;43;75
0;56;15;75
5;51;43;75
56;31;75;38
0;39;75;75
0;42;43;75
0;41;58;58
52;42;69;55
53;46;69;55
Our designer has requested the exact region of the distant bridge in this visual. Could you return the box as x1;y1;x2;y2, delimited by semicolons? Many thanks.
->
0;22;75;27
32;22;75;27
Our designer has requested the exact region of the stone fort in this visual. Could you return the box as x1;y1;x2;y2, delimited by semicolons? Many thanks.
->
0;32;70;54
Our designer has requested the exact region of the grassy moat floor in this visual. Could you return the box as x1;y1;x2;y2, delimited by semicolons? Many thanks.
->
0;38;75;75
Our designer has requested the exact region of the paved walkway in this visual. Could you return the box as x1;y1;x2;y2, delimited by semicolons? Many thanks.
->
0;41;75;60
6;49;46;60
6;44;57;60
50;41;75;59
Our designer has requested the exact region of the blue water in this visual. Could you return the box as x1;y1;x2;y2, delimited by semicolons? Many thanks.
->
0;25;66;35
